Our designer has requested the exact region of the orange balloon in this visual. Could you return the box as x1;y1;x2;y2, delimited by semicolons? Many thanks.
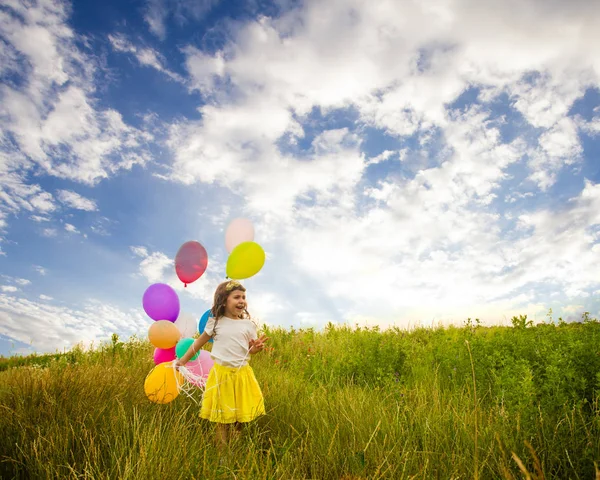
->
144;362;184;404
148;320;181;349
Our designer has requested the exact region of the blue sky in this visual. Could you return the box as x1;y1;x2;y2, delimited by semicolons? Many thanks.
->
1;0;599;356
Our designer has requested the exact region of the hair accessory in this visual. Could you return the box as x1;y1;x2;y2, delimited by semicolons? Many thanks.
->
225;280;242;291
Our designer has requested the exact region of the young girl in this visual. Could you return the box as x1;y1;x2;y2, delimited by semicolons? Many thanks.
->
176;280;269;448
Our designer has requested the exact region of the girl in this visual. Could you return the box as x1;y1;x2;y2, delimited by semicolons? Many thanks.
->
176;280;269;448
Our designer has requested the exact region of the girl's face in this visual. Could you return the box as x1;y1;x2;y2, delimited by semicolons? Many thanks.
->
224;289;247;318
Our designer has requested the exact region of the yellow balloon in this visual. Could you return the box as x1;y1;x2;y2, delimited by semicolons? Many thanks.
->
226;241;266;280
144;362;183;404
148;320;181;349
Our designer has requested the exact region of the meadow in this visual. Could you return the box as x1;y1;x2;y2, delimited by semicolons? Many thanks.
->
1;314;599;479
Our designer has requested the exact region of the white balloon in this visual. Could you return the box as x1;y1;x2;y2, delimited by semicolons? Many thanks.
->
175;311;198;338
225;218;255;253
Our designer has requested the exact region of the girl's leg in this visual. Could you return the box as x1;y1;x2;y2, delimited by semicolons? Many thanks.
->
216;423;229;450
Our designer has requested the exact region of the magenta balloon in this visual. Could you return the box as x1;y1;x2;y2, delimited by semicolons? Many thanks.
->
153;347;176;365
186;350;214;387
175;241;208;286
143;283;180;321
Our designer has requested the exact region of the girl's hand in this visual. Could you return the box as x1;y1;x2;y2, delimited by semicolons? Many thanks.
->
249;335;269;354
175;359;184;369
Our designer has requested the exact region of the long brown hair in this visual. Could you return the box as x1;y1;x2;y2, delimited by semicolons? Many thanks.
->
210;280;251;320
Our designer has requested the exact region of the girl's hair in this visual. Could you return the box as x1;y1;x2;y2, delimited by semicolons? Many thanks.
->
210;280;251;320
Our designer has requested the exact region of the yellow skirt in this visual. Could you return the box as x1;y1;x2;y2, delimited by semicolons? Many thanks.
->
200;363;265;424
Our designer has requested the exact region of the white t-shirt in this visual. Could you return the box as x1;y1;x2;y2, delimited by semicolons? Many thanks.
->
204;316;258;368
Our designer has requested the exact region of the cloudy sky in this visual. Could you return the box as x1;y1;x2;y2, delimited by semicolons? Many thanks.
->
1;0;599;356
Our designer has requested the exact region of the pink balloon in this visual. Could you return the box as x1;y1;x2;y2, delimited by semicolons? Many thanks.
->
225;218;255;253
186;350;214;387
175;241;208;286
153;346;176;365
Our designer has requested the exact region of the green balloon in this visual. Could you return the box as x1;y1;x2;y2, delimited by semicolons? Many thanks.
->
176;338;199;361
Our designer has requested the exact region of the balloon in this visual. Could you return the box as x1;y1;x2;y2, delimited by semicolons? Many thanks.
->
144;362;183;404
226;241;266;280
175;241;208;286
175;311;197;338
176;337;199;361
148;320;181;349
143;283;180;322
153;347;176;365
186;350;214;388
198;309;214;343
225;218;255;253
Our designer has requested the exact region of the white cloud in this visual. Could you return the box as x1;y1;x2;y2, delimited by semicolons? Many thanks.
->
64;223;79;234
39;294;53;301
1;275;31;287
1;286;18;293
144;0;168;39
131;246;149;258
273;110;526;321
580;114;600;136
0;177;60;233
249;290;289;325
30;215;51;222
139;251;172;283
184;46;226;94
0;293;150;354
108;33;184;82
42;228;58;237
34;265;48;276
29;192;56;212
130;245;173;283
168;115;365;218
507;180;600;288
159;0;600;327
189;0;598;120
367;150;399;165
57;190;98;211
528;117;583;190
174;0;599;200
0;0;153;235
510;73;590;129
143;0;222;40
90;217;114;236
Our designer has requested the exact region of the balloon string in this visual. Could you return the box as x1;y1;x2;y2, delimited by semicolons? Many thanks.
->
174;363;202;406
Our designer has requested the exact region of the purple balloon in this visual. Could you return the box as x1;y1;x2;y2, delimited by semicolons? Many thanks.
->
143;283;180;321
153;347;176;365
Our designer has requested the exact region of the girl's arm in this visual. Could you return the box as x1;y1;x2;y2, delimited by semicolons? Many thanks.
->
177;332;212;366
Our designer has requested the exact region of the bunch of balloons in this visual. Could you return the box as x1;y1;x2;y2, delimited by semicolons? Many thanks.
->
143;239;213;404
143;218;267;404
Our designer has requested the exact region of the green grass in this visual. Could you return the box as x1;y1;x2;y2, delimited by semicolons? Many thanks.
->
1;317;599;479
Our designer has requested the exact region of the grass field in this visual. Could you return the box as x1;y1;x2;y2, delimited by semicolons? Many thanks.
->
1;315;599;479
